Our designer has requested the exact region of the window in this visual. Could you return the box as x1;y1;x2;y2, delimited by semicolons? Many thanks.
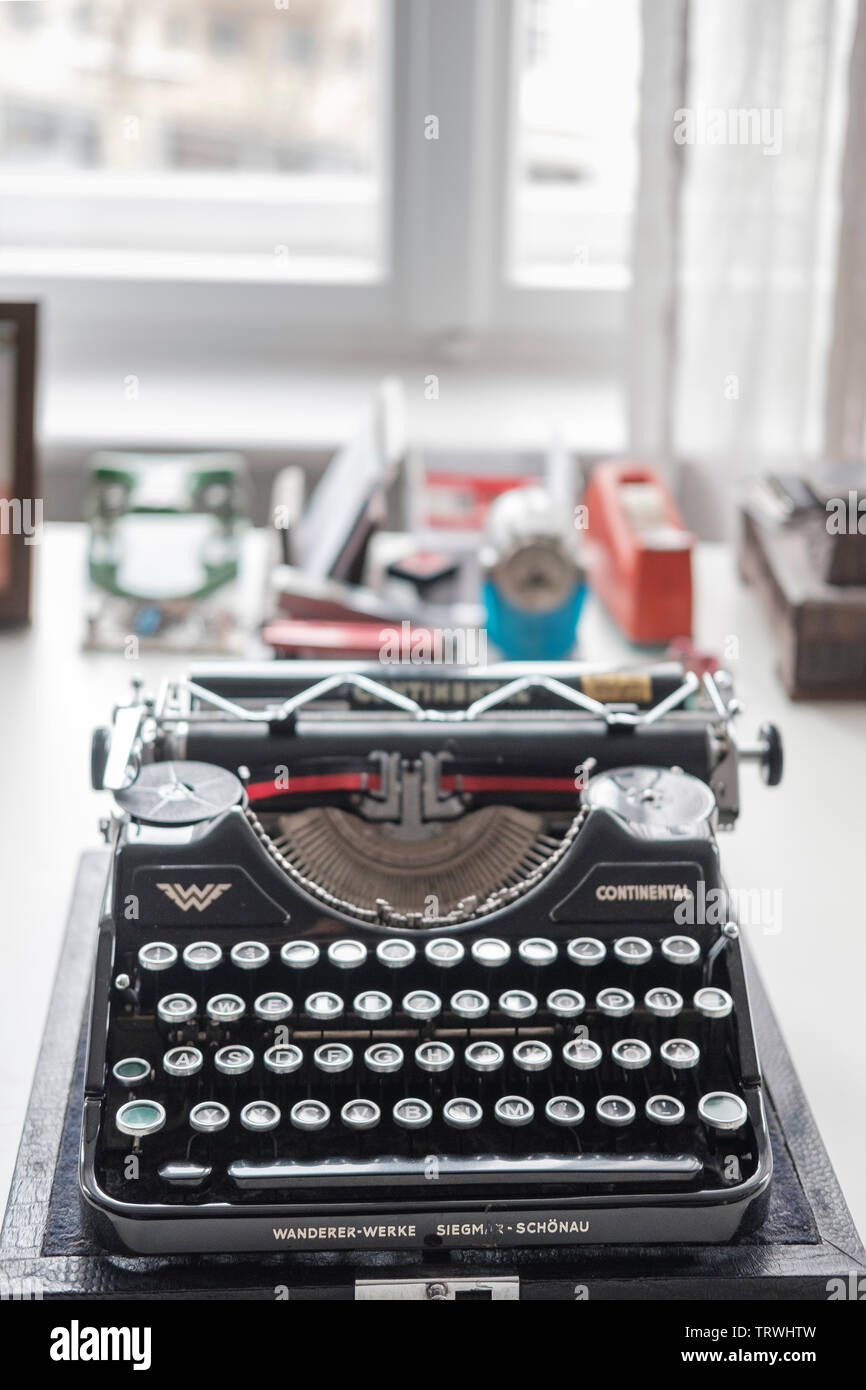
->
0;0;384;276
510;0;642;287
0;0;652;372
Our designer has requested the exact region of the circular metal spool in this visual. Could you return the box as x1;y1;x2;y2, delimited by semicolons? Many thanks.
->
114;760;243;825
583;765;717;835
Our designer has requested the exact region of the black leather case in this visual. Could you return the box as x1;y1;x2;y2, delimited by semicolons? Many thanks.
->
1;852;863;1300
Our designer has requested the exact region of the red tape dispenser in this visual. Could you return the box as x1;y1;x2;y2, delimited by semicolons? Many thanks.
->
583;459;694;644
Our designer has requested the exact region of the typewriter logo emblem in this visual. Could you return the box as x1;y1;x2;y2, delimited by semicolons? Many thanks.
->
156;882;232;913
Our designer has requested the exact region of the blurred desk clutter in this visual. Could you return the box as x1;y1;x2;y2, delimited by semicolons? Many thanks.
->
29;374;861;699
739;462;866;698
84;451;250;653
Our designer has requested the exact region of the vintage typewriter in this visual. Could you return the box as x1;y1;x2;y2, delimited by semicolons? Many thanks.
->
81;661;783;1255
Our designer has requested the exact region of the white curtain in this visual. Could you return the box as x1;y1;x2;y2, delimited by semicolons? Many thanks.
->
634;0;855;536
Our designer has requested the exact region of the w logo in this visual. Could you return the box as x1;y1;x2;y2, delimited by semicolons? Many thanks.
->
156;882;232;913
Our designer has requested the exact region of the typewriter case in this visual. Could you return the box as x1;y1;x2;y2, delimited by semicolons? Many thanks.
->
80;663;781;1255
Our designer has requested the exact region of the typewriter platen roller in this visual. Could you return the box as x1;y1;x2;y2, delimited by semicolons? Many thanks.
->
81;661;782;1254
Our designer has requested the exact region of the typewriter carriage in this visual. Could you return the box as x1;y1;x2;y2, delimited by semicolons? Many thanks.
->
94;664;783;934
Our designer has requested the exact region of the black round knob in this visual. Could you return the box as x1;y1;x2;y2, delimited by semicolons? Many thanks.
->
759;723;783;786
91;726;111;790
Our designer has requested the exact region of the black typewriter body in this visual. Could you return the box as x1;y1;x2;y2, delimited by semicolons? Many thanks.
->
80;662;782;1255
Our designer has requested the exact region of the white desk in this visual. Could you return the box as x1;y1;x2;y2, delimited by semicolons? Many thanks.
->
1;525;864;1238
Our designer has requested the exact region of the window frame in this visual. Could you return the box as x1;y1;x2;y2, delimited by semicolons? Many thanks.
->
0;0;644;371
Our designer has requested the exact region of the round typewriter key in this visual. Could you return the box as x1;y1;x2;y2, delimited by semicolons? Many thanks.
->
231;940;269;971
341;1099;381;1131
661;935;700;966
646;1095;686;1126
189;1101;230;1134
596;1095;636;1128
182;940;222;972
305;991;344;1022
138;942;177;972
644;987;684;1018
280;940;319;969
424;937;465;967
567;936;606;966
393;1098;433;1130
562;1038;602;1071
471;938;511;967
327;939;367;969
546;988;585;1019
443;1097;483;1130
254;991;293;1022
415;1041;455;1073
376;938;416;968
206;992;245;1024
402;989;442;1021
215;1044;254;1076
290;1099;330;1132
698;1091;748;1131
450;989;489;1020
513;1040;552;1072
353;989;392;1021
365;1042;404;1075
157;992;197;1024
545;1096;585;1128
112;1057;152;1087
241;1100;281;1133
694;987;733;1019
163;1046;203;1077
660;1037;701;1070
464;1041;504;1073
314;1042;354;1074
611;1038;652;1071
115;1100;166;1137
495;1096;535;1127
595;987;635;1018
499;989;537;1020
614;936;652;966
264;1044;304;1075
518;937;557;967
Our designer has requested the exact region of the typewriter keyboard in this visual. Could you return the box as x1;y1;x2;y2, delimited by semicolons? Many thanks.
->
100;927;760;1205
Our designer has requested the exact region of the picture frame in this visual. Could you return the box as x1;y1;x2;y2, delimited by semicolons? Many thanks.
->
0;301;38;625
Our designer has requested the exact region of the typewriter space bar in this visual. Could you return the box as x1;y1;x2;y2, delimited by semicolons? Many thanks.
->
229;1154;702;1189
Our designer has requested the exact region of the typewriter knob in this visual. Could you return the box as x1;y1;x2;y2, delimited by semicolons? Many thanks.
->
758;722;783;786
736;722;784;786
91;726;111;791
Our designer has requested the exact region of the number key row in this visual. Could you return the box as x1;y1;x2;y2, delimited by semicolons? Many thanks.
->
137;933;704;975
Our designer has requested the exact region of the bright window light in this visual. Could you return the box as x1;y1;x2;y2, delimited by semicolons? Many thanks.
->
0;0;384;275
510;0;642;287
